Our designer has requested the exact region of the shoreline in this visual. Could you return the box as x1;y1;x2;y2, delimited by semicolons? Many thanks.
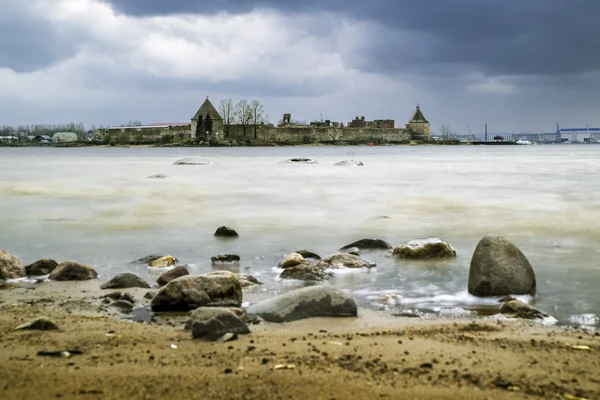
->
1;280;598;399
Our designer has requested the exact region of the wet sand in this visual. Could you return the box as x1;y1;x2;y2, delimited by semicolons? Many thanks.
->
0;282;598;400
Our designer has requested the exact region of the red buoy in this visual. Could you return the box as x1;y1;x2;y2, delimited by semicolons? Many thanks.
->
369;142;373;147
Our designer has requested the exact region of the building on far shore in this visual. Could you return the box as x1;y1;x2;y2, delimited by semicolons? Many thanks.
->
52;132;78;143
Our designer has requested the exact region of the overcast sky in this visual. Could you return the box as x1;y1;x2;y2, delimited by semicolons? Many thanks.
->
1;0;599;133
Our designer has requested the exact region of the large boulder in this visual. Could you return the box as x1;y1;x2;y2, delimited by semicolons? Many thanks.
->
468;236;536;297
316;253;376;269
278;253;305;269
151;271;242;312
100;272;150;289
0;251;26;280
24;259;58;276
148;255;176;268
49;261;98;281
393;238;457;259
340;239;392;250
279;262;333;282
157;266;190;287
214;226;239;238
246;286;357;323
186;308;250;340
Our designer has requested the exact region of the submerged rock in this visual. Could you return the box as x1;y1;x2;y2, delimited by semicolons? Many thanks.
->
132;254;178;264
157;265;190;287
393;238;457;259
499;297;548;320
279;262;333;282
285;158;317;164
211;254;240;263
49;261;98;281
214;226;239;238
295;250;321;260
0;250;26;280
100;272;150;289
344;247;361;256
24;259;58;276
339;238;392;250
148;256;176;268
147;174;169;179
246;286;357;323
151;271;242;312
468;236;536;297
186;307;250;340
316;253;376;269
173;158;210;165
334;160;364;166
15;317;59;331
278;253;305;269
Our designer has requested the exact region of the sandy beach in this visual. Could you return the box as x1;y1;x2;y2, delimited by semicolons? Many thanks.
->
0;281;598;400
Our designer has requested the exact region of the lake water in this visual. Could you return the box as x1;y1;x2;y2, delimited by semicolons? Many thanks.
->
1;145;599;328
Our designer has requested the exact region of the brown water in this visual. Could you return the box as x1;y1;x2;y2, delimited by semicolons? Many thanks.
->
1;145;598;327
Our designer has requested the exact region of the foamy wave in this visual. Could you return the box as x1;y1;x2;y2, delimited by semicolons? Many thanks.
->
568;314;599;326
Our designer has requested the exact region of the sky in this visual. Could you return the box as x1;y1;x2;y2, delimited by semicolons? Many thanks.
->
1;0;599;133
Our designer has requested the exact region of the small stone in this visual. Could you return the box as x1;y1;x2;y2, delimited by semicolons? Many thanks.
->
278;253;305;269
339;239;392;250
393;238;456;259
157;266;189;287
24;259;58;276
211;254;241;263
294;250;321;260
143;291;156;300
102;291;122;301
121;292;135;304
49;261;98;281
100;272;150;289
147;174;169;179
15;317;59;331
132;254;178;264
214;226;239;237
111;300;134;313
148;256;176;268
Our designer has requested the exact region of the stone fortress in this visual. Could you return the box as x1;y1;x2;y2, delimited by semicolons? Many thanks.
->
101;98;431;145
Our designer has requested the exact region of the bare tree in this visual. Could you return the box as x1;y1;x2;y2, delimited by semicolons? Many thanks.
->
218;98;234;137
439;125;451;140
234;100;251;138
249;100;266;140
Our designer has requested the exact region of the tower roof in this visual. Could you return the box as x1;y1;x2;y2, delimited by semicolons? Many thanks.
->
192;97;222;121
409;104;429;123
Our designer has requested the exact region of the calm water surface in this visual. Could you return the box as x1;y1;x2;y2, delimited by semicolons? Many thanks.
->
1;146;599;327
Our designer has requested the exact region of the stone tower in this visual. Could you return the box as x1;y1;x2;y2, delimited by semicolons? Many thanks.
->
191;97;223;139
407;103;431;140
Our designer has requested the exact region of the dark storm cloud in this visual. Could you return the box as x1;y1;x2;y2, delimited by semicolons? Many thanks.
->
105;0;600;77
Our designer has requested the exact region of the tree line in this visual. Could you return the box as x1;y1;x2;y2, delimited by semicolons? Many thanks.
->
218;99;267;139
0;123;89;137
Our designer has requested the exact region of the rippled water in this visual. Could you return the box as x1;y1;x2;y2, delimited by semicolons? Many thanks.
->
1;145;599;327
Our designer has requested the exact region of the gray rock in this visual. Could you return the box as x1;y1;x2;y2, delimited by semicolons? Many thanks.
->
246;286;357;323
132;254;178;264
157;266;190;287
214;226;239;237
143;291;156;299
279;262;333;282
339;239;392;250
151;271;242;312
235;273;263;288
499;297;548;320
393;238;457;259
102;291;123;301
286;158;317;164
295;250;321;260
0;250;26;280
211;254;240;263
121;292;135;304
100;272;150;289
468;236;536;297
334;160;364;166
15;317;59;331
111;300;134;313
344;247;361;256
173;158;210;165
316;253;376;269
24;259;58;276
186;307;250;340
278;253;304;269
147;174;169;179
48;261;98;281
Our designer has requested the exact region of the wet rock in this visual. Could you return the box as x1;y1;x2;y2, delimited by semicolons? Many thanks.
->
24;259;58;276
286;158;317;164
468;236;536;296
151;271;242;312
334;160;364;166
499;297;548;320
100;272;150;289
147;174;169;179
393;238;457;259
235;273;263;288
186;307;250;340
157;265;190;287
211;254;240;263
316;253;376;269
173;158;210;165
132;254;178;264
15;317;59;331
111;300;134;313
214;226;239;238
102;291;123;301
279;262;333;282
143;291;156;300
0;250;26;280
49;261;98;281
295;250;321;260
121;292;135;304
148;256;176;268
278;253;305;269
246;286;358;323
339;239;392;251
344;247;361;256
